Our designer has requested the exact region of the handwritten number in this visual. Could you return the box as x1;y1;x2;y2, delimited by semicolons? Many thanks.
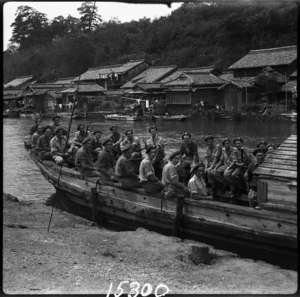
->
128;281;140;297
106;282;113;297
115;281;129;297
140;283;153;296
155;284;170;297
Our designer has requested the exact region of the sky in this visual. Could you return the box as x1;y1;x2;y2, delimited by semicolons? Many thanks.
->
3;1;182;51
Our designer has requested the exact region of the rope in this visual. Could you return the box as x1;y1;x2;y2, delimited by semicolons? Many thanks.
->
48;1;97;232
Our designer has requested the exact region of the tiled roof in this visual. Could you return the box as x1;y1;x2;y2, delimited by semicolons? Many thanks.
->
74;60;146;81
135;83;163;90
53;77;76;84
29;83;72;89
121;66;177;88
280;80;297;92
160;66;216;83
103;89;124;96
163;72;225;87
219;72;234;81
228;45;297;69
3;89;24;100
4;75;34;88
59;83;105;93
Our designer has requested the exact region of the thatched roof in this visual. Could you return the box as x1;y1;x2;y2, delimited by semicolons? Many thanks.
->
4;75;34;89
228;45;297;70
121;66;177;89
73;60;146;81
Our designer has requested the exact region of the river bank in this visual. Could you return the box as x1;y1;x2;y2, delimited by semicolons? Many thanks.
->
3;192;297;294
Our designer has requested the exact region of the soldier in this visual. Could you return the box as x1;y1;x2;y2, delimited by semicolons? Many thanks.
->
49;115;67;136
121;129;142;159
256;141;268;154
211;138;234;193
109;125;125;160
204;135;222;187
224;137;251;202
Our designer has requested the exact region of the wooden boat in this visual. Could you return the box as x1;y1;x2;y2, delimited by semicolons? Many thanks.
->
24;135;297;269
281;111;297;122
154;115;187;121
105;114;140;121
72;113;86;120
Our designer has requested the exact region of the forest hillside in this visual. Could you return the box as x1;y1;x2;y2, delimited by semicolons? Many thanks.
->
3;2;297;83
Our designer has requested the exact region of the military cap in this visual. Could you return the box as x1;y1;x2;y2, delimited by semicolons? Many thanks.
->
204;135;214;142
54;127;64;135
182;132;192;139
169;150;181;160
266;143;276;150
93;130;102;135
222;138;231;145
82;136;92;145
125;129;133;135
102;138;113;146
257;141;268;148
52;115;61;121
146;145;156;154
233;137;244;144
252;148;264;156
110;125;118;131
43;125;52;134
190;162;205;174
121;142;132;152
148;125;158;133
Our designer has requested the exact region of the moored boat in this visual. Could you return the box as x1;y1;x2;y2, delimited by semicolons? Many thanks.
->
105;113;140;121
154;115;187;121
24;135;297;269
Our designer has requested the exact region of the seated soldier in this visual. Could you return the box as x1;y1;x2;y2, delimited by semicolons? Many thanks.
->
36;126;53;160
256;141;268;155
91;130;103;161
188;163;213;200
204;135;222;187
109;125;125;160
121;129;142;159
224;137;251;201
31;124;44;149
50;127;72;166
69;123;91;153
75;137;101;178
96;138;118;182
162;151;189;199
245;148;265;207
139;145;164;195
144;126;166;180
50;115;67;136
115;142;142;189
211;138;234;193
29;116;42;135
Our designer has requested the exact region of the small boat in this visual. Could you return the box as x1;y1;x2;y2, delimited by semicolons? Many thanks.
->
72;113;86;120
24;135;297;269
105;114;140;121
281;112;297;122
154;115;187;121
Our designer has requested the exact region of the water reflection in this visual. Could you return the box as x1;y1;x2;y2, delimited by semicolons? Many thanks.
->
3;116;296;202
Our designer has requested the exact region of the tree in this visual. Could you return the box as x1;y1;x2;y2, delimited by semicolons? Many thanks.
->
77;2;102;32
10;6;50;49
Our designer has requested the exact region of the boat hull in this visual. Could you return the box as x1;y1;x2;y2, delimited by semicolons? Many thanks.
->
154;115;187;121
29;151;297;269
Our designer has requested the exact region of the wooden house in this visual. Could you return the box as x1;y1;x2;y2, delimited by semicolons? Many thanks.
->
278;70;297;110
228;45;297;78
162;71;226;114
3;75;36;89
3;89;24;109
22;83;72;113
73;60;150;90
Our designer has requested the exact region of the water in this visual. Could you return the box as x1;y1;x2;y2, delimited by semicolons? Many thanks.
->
3;116;296;202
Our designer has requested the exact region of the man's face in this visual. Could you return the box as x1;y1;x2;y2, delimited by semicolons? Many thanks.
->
126;131;133;140
183;135;190;144
256;153;264;164
172;155;181;166
105;141;113;151
124;148;132;159
224;141;230;149
56;130;63;139
45;129;52;137
84;140;92;150
259;144;266;150
54;118;60;125
95;132;102;140
195;166;205;178
112;128;118;134
37;125;44;134
207;139;213;147
79;125;85;133
148;149;157;160
150;129;157;137
235;141;242;149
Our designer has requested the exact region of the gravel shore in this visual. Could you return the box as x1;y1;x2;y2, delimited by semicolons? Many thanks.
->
3;193;297;294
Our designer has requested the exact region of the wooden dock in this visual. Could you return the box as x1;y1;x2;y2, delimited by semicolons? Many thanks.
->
255;135;297;213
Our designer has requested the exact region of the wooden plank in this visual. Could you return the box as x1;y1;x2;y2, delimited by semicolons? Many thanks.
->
263;159;297;166
276;147;297;152
266;180;297;204
254;167;297;179
257;180;267;204
271;151;297;156
260;202;297;214
279;143;297;148
265;154;297;161
258;163;297;171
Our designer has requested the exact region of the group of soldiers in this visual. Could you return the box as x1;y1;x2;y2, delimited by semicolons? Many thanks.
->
29;115;276;207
